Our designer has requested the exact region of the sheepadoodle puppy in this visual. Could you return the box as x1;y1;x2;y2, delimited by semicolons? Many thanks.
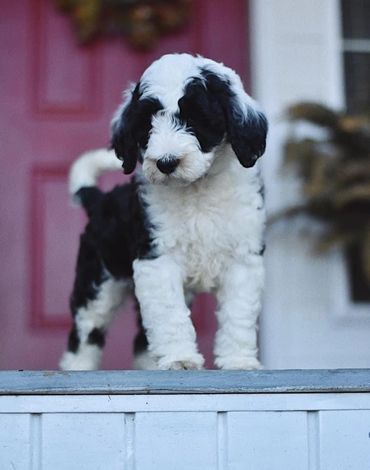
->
59;53;268;371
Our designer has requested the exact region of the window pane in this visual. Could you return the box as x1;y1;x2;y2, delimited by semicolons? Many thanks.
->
342;0;370;39
346;245;370;303
344;52;370;113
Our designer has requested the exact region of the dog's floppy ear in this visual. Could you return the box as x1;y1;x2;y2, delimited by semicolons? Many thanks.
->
225;97;268;168
111;83;141;175
203;68;268;168
111;82;163;174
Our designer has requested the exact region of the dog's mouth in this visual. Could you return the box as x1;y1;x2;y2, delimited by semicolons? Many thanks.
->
144;170;194;187
156;167;215;185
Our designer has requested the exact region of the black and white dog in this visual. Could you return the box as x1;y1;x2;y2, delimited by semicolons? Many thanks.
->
59;53;268;371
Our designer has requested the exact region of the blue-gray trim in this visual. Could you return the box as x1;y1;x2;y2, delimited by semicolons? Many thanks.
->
0;369;370;395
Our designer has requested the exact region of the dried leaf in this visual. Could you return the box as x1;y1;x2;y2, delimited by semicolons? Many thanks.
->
286;103;339;128
277;101;370;278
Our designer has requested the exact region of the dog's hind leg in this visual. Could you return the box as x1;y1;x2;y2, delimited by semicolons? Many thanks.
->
59;234;128;371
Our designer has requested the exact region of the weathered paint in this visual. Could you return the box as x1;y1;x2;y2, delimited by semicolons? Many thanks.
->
1;369;370;395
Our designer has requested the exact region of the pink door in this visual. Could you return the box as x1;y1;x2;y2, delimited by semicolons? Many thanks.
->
0;0;250;369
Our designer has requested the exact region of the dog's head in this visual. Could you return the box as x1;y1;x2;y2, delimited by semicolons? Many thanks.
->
111;53;267;184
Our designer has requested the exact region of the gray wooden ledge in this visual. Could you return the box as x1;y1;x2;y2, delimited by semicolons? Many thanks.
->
0;369;369;395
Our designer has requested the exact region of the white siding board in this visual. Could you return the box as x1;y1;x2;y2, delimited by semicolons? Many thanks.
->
41;413;126;470
218;412;228;470
0;371;370;468
134;412;218;470
307;411;320;470
227;412;309;470
1;393;370;414
319;411;370;470
30;414;42;470
0;414;30;470
124;413;135;470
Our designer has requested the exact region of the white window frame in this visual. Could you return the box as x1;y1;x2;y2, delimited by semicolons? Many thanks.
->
330;0;370;322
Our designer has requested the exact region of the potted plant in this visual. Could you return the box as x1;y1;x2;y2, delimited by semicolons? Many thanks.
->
280;102;370;302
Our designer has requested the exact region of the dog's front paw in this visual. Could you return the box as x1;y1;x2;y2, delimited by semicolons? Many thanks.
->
158;353;205;370
165;360;202;370
215;356;262;370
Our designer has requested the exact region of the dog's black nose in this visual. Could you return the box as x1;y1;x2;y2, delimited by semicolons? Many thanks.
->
156;157;180;174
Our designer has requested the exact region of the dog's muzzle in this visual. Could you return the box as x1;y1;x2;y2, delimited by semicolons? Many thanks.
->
156;156;180;174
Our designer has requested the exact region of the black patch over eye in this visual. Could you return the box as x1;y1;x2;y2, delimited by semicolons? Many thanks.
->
178;78;226;152
111;81;163;174
200;68;268;168
133;98;163;149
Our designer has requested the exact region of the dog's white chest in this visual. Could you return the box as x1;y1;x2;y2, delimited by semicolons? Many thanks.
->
173;205;237;290
144;168;265;291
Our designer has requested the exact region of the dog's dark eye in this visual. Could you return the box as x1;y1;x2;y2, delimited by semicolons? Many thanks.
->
132;98;163;149
135;123;151;149
178;90;226;152
179;94;215;125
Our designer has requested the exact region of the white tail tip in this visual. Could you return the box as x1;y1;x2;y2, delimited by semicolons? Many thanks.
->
69;148;122;198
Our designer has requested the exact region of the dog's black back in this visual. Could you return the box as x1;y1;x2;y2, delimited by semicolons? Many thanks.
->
75;180;152;280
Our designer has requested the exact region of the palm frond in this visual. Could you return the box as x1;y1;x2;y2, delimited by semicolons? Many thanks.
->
279;102;370;287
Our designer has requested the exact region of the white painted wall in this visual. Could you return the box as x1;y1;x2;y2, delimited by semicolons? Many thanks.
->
250;0;370;368
2;391;370;470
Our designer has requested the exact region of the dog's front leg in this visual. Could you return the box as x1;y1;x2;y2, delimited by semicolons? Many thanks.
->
214;255;264;370
133;255;204;370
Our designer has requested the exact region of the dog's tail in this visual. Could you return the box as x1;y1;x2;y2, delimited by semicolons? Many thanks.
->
69;148;122;216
